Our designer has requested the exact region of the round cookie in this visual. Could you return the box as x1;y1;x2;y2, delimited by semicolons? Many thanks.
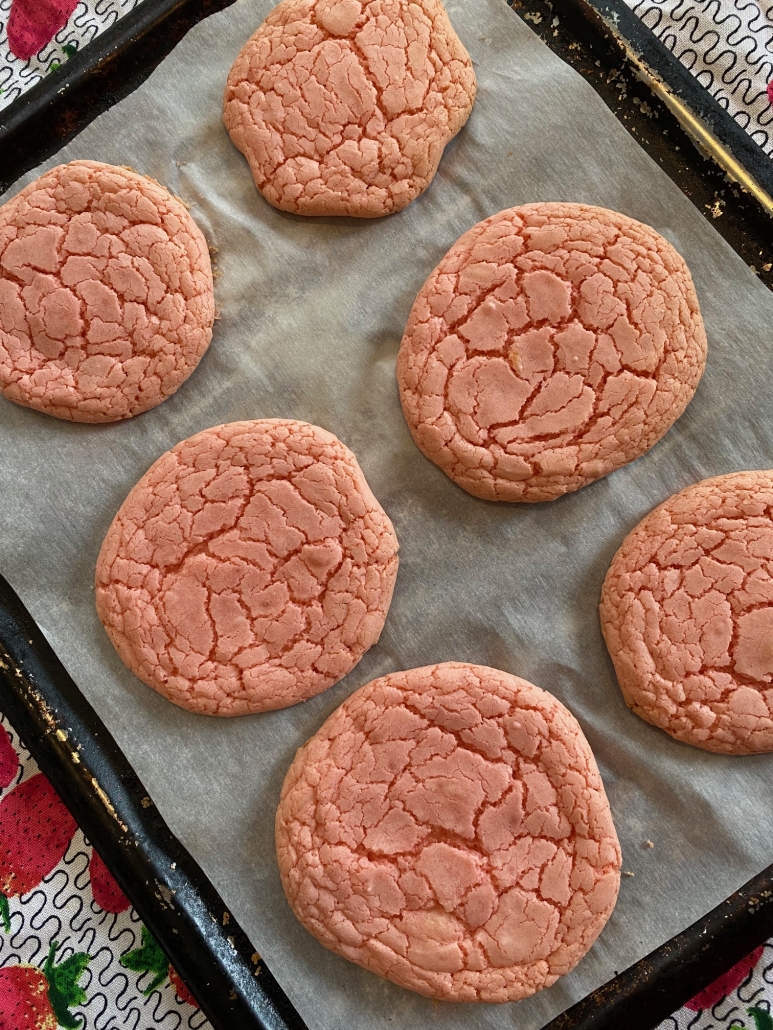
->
276;662;621;1002
397;203;707;502
601;471;773;755
95;420;399;715
223;0;476;217
0;161;214;422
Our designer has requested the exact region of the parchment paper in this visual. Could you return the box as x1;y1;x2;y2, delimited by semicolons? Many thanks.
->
2;2;773;1027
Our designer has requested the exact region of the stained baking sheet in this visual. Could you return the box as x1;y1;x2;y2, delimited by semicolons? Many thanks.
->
1;0;773;1027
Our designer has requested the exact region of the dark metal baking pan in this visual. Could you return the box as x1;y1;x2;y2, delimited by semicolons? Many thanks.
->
2;572;773;1030
2;0;773;1026
510;0;773;292
0;0;236;192
574;0;773;213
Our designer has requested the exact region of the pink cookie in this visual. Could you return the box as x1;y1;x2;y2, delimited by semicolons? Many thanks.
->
601;471;773;755
397;203;707;502
0;161;214;422
276;662;621;1002
95;420;399;715
223;0;476;217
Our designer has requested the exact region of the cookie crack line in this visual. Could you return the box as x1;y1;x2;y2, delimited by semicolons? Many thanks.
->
95;419;399;717
250;34;401;191
324;833;581;929
152;515;383;682
435;300;668;457
276;662;621;1003
113;513;387;692
397;202;707;503
601;470;773;754
0;160;215;422
223;0;476;217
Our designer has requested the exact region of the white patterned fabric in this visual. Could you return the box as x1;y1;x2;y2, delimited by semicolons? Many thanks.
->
625;0;773;156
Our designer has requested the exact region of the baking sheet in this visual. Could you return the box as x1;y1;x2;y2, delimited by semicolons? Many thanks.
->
2;0;773;1026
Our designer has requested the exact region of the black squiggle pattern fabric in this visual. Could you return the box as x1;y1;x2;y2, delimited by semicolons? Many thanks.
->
626;0;773;156
0;714;210;1029
0;0;147;111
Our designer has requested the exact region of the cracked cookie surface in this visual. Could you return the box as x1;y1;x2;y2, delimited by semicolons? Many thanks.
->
95;419;399;715
397;203;707;502
223;0;475;217
601;471;773;755
0;161;214;422
276;661;621;1001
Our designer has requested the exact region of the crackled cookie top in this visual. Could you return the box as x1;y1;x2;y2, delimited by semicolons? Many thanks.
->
602;471;773;755
397;203;707;502
95;420;399;716
0;161;214;422
276;662;621;1002
223;0;476;217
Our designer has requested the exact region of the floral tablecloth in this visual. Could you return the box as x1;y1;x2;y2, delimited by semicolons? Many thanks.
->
0;713;210;1030
0;0;147;111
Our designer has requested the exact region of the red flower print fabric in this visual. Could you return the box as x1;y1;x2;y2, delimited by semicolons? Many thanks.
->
6;0;79;61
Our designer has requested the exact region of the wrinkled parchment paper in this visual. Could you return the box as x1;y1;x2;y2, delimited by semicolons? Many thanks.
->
2;1;773;1026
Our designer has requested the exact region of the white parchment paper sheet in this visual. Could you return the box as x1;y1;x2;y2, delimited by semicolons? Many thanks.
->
2;1;773;1027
